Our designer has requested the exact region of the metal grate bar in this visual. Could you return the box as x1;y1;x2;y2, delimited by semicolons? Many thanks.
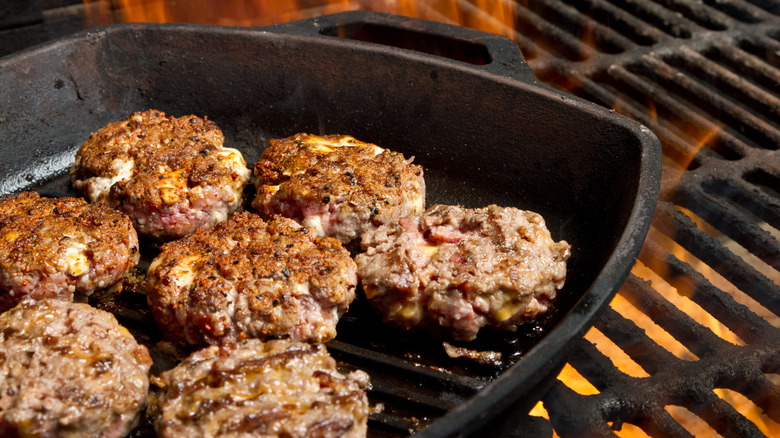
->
543;381;623;437
594;305;681;375
758;33;780;65
653;0;735;30
693;390;767;437
565;0;665;46
510;0;594;60
652;202;780;318
716;42;780;100
569;76;717;166
702;0;772;23
637;54;780;148
727;372;780;424
680;46;780;123
719;176;780;228
569;0;665;46
568;311;656;387
675;186;780;268
560;272;780;436
608;0;700;36
640;239;776;344
530;0;635;53
618;272;730;357
547;339;696;437
606;63;756;160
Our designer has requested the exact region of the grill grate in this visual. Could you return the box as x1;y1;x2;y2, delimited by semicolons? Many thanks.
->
462;0;780;436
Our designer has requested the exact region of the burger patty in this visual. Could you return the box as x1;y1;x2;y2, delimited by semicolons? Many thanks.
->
146;212;358;346
356;204;571;341
71;109;252;240
0;298;152;438
149;339;370;438
252;133;425;244
0;191;139;312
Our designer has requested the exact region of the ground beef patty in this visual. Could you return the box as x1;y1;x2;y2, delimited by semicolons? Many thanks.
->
71;109;252;240
0;298;152;438
356;204;571;341
149;339;370;438
0;191;139;312
252;133;425;244
147;212;357;346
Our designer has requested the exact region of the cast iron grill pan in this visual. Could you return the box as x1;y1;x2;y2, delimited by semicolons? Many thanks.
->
0;11;661;437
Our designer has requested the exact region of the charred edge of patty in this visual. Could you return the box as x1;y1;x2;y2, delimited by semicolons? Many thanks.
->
71;110;252;240
145;212;358;346
356;204;571;341
251;133;425;244
0;192;140;310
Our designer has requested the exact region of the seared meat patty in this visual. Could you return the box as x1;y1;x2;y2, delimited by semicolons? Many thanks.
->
147;212;357;346
71;109;252;240
0;298;152;438
252;133;425;244
356;204;571;341
149;339;370;438
0;191;139;312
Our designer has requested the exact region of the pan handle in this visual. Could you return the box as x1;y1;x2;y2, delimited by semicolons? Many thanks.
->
267;10;538;85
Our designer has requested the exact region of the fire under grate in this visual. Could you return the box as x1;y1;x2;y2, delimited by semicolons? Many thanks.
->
472;0;780;436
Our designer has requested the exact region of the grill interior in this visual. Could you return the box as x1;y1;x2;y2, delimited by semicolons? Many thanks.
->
2;0;779;437
491;0;780;436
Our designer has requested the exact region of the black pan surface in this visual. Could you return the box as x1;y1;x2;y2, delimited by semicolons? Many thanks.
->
0;11;661;437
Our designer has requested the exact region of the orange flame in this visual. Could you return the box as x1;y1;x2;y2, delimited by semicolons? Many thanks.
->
545;102;777;436
83;0;517;40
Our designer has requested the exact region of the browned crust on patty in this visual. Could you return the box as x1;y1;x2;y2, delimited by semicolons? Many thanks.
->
71;109;251;240
0;298;152;438
146;212;358;346
72;110;225;188
252;133;425;243
0;191;139;311
150;339;370;438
